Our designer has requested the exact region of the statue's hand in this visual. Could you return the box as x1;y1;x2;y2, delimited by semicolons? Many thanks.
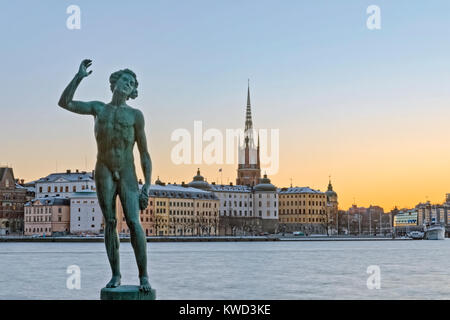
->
139;184;150;210
78;59;93;78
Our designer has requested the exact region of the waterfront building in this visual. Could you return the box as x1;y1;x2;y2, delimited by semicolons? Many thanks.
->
210;183;254;235
393;209;418;227
416;201;446;226
212;173;278;235
35;169;95;199
278;187;328;234
69;191;103;235
24;197;70;236
253;174;278;232
236;83;261;187
0;167;27;235
116;180;219;236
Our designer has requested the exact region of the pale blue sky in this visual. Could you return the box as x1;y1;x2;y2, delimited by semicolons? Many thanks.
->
2;1;450;208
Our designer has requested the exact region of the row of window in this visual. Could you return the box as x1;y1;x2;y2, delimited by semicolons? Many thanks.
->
38;185;95;193
280;201;325;207
220;210;277;217
280;209;326;215
281;194;325;199
281;217;326;223
25;207;63;214
25;216;63;222
223;201;278;208
76;216;96;221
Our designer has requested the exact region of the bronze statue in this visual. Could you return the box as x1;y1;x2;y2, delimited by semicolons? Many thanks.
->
58;59;152;293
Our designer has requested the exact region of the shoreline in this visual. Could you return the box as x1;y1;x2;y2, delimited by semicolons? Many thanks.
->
0;236;415;242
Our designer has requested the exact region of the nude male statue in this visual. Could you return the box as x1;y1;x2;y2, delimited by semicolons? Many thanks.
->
58;59;152;292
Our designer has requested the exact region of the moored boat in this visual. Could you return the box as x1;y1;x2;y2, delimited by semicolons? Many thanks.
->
424;225;445;240
407;231;424;240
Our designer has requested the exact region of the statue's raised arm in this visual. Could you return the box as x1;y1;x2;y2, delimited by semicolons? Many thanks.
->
58;59;103;115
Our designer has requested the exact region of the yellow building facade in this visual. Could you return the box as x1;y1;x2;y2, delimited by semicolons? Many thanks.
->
278;187;328;234
116;183;219;236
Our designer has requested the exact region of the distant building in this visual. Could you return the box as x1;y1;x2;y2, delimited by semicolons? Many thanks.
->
35;169;95;199
278;187;328;234
212;173;278;235
0;167;27;235
24;197;70;236
416;201;447;226
70;191;103;234
116;180;219;236
393;210;418;227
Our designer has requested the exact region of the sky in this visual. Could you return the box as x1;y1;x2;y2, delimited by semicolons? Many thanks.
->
1;0;450;211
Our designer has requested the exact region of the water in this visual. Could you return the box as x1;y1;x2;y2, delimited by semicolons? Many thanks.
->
0;240;449;299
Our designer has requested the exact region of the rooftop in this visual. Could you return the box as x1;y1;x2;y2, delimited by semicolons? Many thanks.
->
36;171;94;184
278;187;324;194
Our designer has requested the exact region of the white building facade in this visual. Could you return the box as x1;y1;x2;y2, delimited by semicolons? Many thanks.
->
35;170;96;199
70;191;103;234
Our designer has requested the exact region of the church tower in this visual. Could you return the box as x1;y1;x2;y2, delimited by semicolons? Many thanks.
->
236;81;261;186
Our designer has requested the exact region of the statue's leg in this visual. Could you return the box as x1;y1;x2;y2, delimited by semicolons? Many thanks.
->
118;166;151;292
95;161;120;288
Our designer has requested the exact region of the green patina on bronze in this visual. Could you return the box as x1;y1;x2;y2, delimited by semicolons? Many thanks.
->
58;60;154;297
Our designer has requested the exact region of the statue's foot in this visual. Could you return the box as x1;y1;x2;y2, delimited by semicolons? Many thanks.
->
139;276;152;292
106;275;121;288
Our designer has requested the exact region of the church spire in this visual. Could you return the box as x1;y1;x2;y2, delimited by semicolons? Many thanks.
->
245;79;253;131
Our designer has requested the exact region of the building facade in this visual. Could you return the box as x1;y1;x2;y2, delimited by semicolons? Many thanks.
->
116;182;219;237
393;209;418;227
70;191;103;234
24;197;70;236
0;167;27;235
35;169;95;199
278;187;328;234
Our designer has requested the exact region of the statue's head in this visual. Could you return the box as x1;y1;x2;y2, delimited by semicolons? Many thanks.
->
109;69;138;100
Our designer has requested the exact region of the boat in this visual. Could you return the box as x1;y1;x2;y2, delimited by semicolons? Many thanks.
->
407;231;424;240
424;224;445;240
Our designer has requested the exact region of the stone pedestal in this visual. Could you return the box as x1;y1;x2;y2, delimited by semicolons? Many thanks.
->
100;285;156;300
